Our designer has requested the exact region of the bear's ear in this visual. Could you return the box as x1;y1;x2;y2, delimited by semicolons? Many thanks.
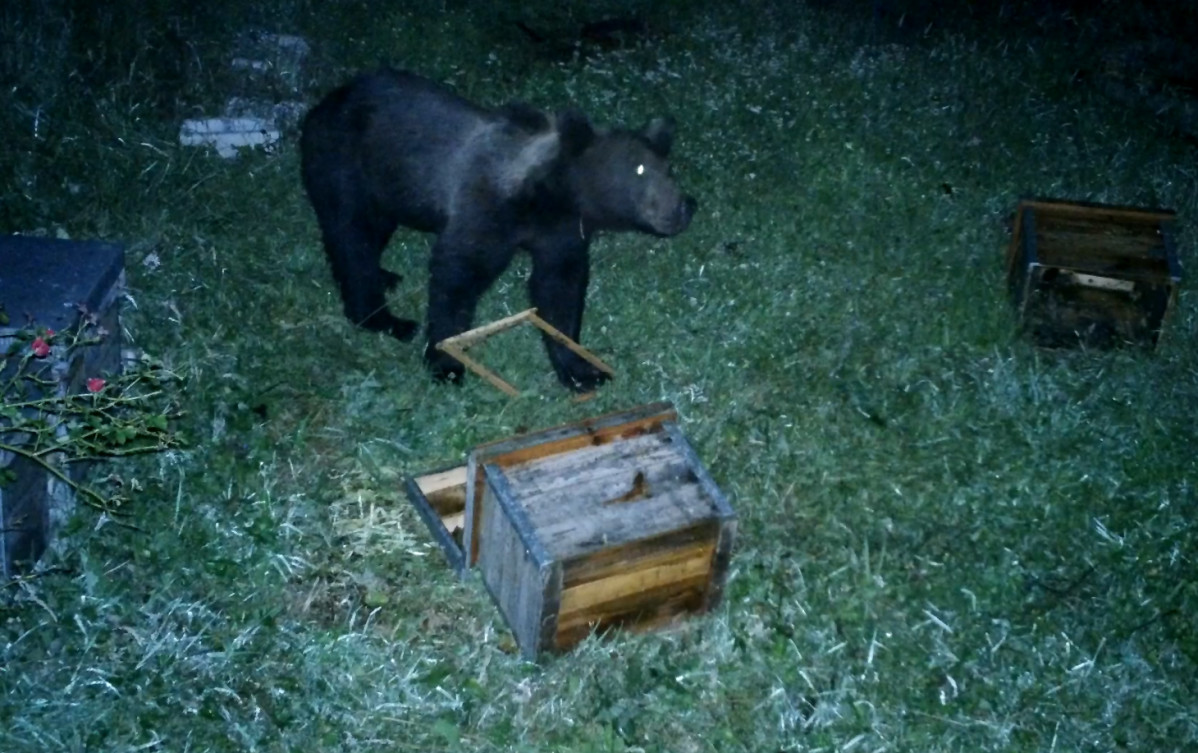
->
642;116;676;157
556;109;596;156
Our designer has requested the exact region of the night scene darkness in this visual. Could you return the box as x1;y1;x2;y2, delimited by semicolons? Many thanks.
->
2;1;1197;751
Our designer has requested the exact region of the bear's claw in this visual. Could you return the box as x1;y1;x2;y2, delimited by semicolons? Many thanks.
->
424;347;466;385
360;312;419;342
556;359;612;393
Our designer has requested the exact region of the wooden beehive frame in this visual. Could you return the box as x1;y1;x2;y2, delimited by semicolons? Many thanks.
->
435;308;615;396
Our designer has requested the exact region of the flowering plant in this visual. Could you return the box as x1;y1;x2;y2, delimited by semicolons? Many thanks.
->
1;304;185;517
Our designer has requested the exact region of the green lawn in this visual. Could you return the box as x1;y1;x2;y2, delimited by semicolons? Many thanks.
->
2;1;1196;751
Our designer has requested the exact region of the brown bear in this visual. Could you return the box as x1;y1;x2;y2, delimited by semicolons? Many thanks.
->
299;68;697;391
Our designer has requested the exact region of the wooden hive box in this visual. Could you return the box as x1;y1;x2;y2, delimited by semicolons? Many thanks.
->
1;235;126;578
405;403;737;659
1007;199;1182;349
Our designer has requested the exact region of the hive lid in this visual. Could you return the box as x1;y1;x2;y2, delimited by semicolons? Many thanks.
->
0;236;125;333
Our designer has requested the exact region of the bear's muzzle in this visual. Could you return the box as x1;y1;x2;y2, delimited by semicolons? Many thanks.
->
651;195;698;237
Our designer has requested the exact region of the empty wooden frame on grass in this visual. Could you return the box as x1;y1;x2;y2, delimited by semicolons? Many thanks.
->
435;308;615;396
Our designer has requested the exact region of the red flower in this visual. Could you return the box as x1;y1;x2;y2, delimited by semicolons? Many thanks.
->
86;378;106;393
31;337;51;358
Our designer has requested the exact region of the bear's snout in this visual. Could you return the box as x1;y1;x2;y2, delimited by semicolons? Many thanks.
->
652;195;697;237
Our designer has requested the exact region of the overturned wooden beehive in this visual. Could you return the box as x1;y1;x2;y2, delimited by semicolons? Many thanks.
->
406;403;736;659
1007;199;1182;349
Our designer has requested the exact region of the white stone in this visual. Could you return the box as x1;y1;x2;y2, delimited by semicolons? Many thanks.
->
179;117;280;159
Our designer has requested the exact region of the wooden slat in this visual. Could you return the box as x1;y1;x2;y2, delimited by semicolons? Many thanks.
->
414;466;468;496
463;403;677;567
557;574;711;631
663;422;737;522
503;431;676;486
537;484;713;559
703;517;738;611
471;402;677;469
437;340;521;397
1017;199;1177;224
437;308;536;349
553;576;710;651
562;521;721;585
1008;199;1177;283
478;470;556;659
525;310;615;378
557;541;714;619
1018;202;1174;275
518;470;705;547
1035;232;1170;273
502;432;698;530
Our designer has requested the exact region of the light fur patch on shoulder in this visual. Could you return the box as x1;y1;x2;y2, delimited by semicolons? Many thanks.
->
497;130;561;197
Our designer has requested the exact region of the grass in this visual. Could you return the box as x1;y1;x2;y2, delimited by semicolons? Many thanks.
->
2;0;1197;750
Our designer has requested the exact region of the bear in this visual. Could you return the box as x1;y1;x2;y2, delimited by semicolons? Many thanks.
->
299;68;697;391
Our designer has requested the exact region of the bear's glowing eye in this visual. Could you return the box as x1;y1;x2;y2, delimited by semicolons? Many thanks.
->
636;164;645;176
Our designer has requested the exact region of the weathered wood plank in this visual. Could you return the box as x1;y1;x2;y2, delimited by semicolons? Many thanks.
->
554;576;710;650
537;484;713;559
479;473;545;658
414;466;468;495
562;522;720;584
463;402;677;567
1016;198;1176;224
557;541;715;618
403;466;470;574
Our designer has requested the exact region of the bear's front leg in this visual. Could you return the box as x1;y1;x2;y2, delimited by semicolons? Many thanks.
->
528;246;611;392
424;236;516;383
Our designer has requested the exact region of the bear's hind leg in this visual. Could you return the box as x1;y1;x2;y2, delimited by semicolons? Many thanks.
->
323;216;418;342
305;152;417;341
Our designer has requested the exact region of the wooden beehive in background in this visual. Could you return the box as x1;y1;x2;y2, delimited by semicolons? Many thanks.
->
406;403;737;659
1007;199;1182;349
1;235;125;578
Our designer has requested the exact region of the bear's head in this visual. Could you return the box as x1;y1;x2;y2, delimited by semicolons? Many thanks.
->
558;111;698;238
